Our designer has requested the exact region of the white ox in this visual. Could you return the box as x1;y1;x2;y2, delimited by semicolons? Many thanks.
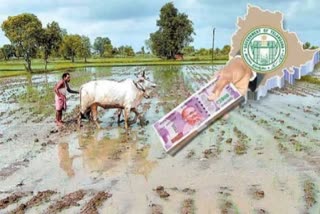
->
78;71;156;129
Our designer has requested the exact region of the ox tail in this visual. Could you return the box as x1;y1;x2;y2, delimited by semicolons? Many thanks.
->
78;86;83;127
79;86;83;115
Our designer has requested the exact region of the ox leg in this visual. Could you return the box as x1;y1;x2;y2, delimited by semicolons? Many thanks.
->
131;108;140;124
82;109;91;120
78;108;91;128
78;112;82;128
124;107;130;130
91;104;100;129
132;108;147;126
78;106;86;128
117;109;123;124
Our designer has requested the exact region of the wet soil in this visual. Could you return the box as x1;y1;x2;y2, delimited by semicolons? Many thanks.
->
80;191;112;214
45;190;86;213
0;65;320;213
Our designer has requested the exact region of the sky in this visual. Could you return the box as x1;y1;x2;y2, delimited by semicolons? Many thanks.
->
0;0;319;51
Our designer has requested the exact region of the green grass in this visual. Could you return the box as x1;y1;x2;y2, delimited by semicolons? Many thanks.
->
299;75;320;85
0;56;228;78
18;83;54;117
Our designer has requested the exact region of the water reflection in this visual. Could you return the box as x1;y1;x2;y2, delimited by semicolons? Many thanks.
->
58;143;75;177
152;65;182;95
76;129;157;178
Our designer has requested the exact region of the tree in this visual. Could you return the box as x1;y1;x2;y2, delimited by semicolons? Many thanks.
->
144;39;152;53
118;45;135;57
221;45;231;55
60;34;82;62
112;47;119;55
103;43;113;57
93;37;111;57
1;13;42;71
182;46;195;56
78;36;91;62
215;48;221;55
303;42;318;50
0;49;5;60
1;44;16;60
141;46;145;55
196;48;209;56
149;2;194;59
118;45;125;57
51;28;67;58
125;46;135;57
40;21;62;70
303;42;311;49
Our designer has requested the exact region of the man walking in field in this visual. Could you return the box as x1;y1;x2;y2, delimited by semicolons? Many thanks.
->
54;72;79;126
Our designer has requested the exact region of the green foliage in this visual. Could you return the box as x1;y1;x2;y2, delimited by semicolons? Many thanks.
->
150;2;194;59
18;75;54;117
182;46;195;55
60;34;82;62
118;45;135;57
103;43;113;57
78;36;91;62
300;75;320;85
303;42;311;49
1;44;16;60
303;42;319;50
93;37;111;57
112;47;119;55
221;45;231;55
196;48;210;56
0;49;4;60
1;13;43;71
193;46;229;60
39;21;63;70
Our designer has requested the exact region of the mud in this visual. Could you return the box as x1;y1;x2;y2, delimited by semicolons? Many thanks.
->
10;190;56;213
45;190;86;213
0;192;29;209
154;186;170;198
248;185;265;200
181;198;195;214
150;203;163;214
304;180;317;209
0;65;320;213
80;191;112;214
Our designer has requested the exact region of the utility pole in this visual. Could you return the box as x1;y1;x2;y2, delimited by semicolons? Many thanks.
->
212;27;215;64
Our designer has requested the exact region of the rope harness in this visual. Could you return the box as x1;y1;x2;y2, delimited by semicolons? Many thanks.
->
133;80;149;98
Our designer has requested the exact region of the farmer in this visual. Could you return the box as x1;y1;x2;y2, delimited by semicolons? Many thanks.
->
54;72;79;125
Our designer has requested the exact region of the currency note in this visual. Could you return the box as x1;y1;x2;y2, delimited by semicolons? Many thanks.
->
153;77;245;153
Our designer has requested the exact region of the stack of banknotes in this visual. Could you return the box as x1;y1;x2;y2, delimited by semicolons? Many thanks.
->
153;77;245;154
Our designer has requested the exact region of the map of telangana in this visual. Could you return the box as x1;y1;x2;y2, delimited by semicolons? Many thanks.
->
231;5;320;99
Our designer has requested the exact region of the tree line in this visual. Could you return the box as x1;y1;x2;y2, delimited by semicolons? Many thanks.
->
1;2;317;72
0;14;135;71
0;2;200;71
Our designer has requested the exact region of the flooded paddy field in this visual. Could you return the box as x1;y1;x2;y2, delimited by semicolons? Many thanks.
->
0;65;320;213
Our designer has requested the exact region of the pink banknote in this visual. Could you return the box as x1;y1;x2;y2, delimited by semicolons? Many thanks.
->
153;78;244;153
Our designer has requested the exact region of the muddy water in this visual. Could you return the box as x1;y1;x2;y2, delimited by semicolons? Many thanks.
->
1;65;320;213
